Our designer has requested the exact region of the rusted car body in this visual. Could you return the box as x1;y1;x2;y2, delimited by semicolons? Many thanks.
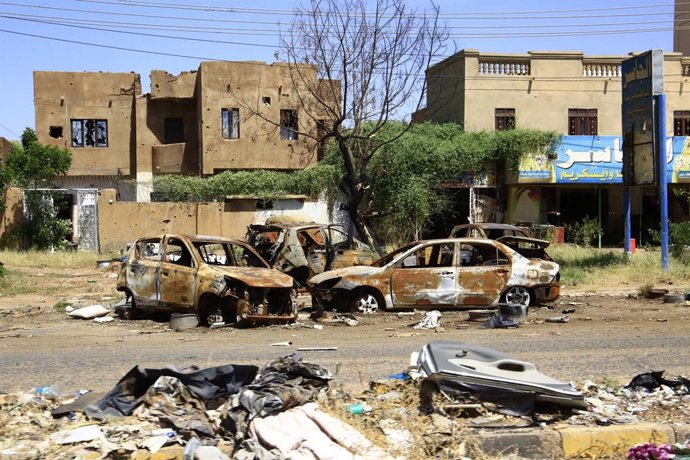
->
117;234;297;325
246;222;378;285
449;223;533;240
308;237;559;313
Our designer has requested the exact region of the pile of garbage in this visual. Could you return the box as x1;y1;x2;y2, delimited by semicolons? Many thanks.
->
1;344;689;459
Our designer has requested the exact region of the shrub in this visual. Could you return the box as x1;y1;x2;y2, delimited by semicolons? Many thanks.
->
565;216;602;247
669;221;690;259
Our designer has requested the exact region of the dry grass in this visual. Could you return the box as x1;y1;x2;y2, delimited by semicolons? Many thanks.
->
549;244;690;292
0;249;104;269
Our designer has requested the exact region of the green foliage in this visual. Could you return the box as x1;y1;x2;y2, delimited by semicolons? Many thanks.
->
0;261;4;278
0;128;73;249
669;221;690;259
3;128;71;188
54;300;71;312
152;164;341;203
17;191;72;250
565;216;602;247
368;122;559;244
637;282;655;299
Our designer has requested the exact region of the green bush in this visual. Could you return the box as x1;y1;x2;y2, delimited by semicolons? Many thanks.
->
669;221;690;259
565;216;602;247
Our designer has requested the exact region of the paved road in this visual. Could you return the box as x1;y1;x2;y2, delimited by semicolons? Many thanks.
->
1;294;689;394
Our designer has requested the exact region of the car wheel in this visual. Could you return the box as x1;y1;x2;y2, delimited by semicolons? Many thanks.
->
352;290;383;314
504;286;531;307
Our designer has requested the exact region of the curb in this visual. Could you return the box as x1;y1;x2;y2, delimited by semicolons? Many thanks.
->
472;422;690;459
95;423;690;459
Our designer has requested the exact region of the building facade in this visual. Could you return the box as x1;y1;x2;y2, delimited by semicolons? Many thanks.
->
676;0;690;56
419;49;690;245
34;61;333;201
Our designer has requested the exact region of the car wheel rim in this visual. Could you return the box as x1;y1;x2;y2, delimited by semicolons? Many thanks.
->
356;294;379;314
506;287;530;307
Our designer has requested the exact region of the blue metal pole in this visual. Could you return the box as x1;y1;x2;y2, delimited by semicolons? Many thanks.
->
657;93;669;272
624;188;631;256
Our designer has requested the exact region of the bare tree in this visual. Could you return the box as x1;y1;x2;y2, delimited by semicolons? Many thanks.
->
280;0;447;246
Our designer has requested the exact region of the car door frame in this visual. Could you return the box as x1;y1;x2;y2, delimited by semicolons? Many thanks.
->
158;235;198;310
389;241;459;308
457;241;512;305
125;237;162;308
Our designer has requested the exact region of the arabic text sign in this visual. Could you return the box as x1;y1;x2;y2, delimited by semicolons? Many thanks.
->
516;136;690;184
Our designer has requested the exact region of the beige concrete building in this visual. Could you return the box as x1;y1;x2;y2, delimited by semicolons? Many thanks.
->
34;61;333;201
423;49;690;136
676;0;690;56
418;49;690;245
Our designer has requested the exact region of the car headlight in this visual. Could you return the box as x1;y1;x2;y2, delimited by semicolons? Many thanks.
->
527;269;538;280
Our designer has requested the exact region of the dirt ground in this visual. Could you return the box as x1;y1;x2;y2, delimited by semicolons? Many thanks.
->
1;261;689;419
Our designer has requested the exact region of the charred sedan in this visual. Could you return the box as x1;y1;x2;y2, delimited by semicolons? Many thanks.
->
308;238;559;314
117;234;297;325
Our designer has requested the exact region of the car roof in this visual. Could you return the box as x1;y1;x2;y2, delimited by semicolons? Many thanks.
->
136;234;248;245
455;223;528;230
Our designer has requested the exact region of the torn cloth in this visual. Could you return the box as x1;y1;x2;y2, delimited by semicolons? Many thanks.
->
244;402;392;460
413;310;441;330
83;363;258;420
626;371;690;393
133;375;216;437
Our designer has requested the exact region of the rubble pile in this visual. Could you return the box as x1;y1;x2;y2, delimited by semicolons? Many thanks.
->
1;352;689;459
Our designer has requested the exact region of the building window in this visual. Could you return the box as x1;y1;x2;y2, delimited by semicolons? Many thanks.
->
221;108;240;139
280;109;298;140
49;126;63;139
164;117;184;144
568;109;598;135
674;111;690;136
495;108;515;131
71;119;108;147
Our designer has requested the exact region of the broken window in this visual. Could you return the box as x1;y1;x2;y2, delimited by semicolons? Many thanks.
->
280;109;298;140
262;96;271;106
49;126;63;139
164;238;193;267
164;117;184;144
401;243;455;268
71;119;108;147
221;108;240;139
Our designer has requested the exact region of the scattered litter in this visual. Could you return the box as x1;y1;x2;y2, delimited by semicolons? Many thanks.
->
68;304;110;320
389;331;421;338
346;402;371;415
64;306;74;313
313;324;324;330
397;312;415;318
93;316;114;323
482;314;518;329
663;293;685;304
50;425;103;444
562;307;576;314
413;310;441;329
545;316;570;323
169;313;199;330
297;347;337;351
271;341;293;347
467;309;494;322
380;419;413;451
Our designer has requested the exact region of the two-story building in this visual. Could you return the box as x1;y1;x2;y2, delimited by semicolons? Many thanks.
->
417;48;690;245
34;61;334;202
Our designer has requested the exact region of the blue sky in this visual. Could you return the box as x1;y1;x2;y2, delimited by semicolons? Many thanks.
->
0;0;676;140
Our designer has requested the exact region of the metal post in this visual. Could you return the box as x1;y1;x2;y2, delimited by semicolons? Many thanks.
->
656;93;669;272
624;187;631;256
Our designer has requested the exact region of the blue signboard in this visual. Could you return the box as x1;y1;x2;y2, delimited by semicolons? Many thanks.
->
517;135;690;184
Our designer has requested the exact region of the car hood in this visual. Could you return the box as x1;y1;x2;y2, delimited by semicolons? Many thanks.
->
209;266;294;288
309;265;384;284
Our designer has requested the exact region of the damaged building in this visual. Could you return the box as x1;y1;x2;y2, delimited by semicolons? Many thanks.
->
33;61;334;202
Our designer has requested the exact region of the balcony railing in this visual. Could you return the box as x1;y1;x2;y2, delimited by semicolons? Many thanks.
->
478;60;530;76
582;62;621;77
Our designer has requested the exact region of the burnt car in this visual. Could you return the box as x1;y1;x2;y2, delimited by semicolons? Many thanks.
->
308;237;559;314
117;234;297;325
449;223;533;240
246;222;378;285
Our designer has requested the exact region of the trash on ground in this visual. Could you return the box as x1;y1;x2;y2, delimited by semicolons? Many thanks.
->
545;316;569;323
67;304;110;319
413;310;441;329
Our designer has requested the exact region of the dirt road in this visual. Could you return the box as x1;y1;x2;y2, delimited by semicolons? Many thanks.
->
0;263;689;395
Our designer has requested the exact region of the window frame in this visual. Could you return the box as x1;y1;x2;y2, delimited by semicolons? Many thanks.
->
674;111;690;136
568;108;598;135
280;109;299;140
221;108;240;140
495;108;516;131
163;117;185;144
71;119;108;148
